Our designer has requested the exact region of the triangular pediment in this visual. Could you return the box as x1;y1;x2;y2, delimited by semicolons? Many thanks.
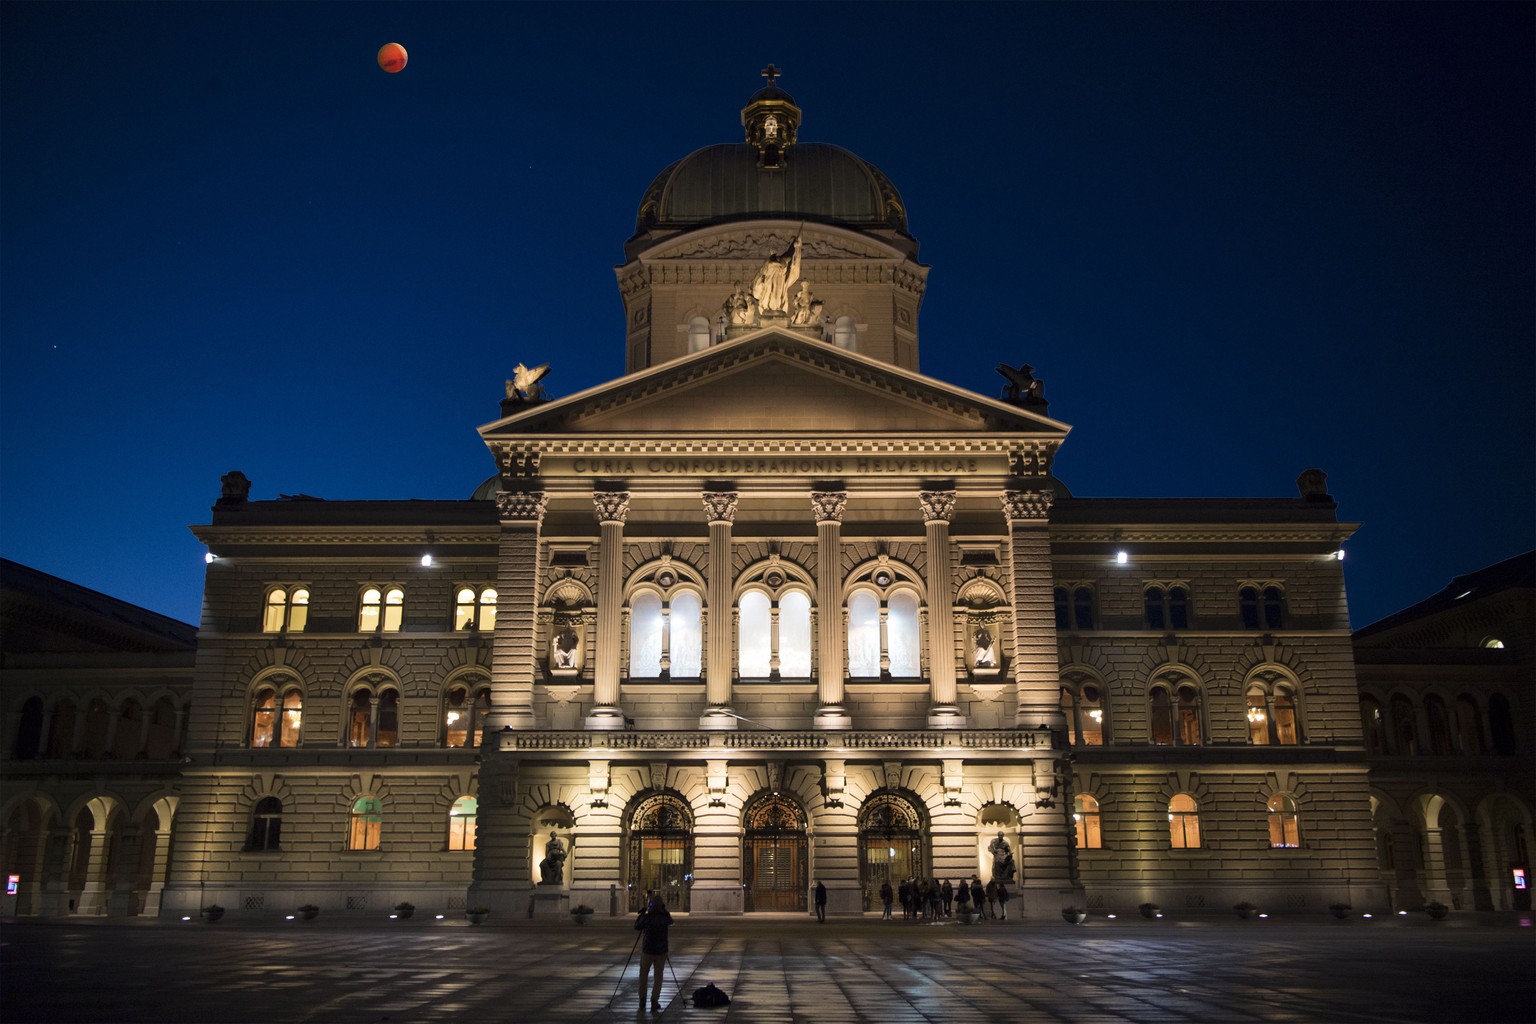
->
481;330;1068;442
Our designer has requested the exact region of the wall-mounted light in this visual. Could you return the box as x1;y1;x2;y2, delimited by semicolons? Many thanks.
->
420;554;434;567
1334;549;1345;561
1116;550;1129;565
204;552;216;564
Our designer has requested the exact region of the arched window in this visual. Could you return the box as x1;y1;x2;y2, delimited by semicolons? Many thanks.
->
1391;695;1418;756
887;590;920;676
263;587;309;633
1061;680;1106;746
81;698;111;758
245;797;283;851
14;696;44;760
1262;587;1286;628
442;679;492;748
848;591;880;677
108;700;141;759
251;681;303;748
688;316;712;353
1151;681;1202;746
1456;695;1485;755
1053;587;1070;630
1489;694;1517;755
833;315;856;350
347;681;400;748
1169;794;1201;849
447;796;477;851
779;590;812;677
1424;695;1455;755
145;697;178;760
1239;586;1260;630
1239;586;1286;629
628;585;703;679
47;699;76;758
1360;696;1389;755
1056;585;1096;630
359;587;403;632
1267;794;1301;848
348;797;382;851
1145;586;1190;630
739;590;771;677
1247;681;1301;745
1074;794;1102;849
454;587;496;630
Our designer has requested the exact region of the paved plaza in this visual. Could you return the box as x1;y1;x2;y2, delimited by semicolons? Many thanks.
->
2;912;1533;1024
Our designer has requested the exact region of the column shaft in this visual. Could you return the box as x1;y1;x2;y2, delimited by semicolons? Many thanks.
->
491;491;547;730
813;491;849;729
1003;490;1064;730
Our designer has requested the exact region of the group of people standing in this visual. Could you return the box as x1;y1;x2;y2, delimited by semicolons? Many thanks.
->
878;876;1010;921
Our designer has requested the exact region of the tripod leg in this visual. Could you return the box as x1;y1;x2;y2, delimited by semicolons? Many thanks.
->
609;931;643;1005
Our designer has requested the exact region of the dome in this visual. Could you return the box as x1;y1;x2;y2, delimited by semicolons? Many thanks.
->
633;142;908;238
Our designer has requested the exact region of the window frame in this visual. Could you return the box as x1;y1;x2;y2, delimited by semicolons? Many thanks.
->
447;795;478;851
358;585;404;633
1074;794;1102;850
453;586;497;631
263;586;310;634
1169;793;1202;849
348;797;383;852
245;796;284;852
1267;793;1301;849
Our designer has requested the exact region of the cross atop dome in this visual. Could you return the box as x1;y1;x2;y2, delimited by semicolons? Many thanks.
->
742;64;801;169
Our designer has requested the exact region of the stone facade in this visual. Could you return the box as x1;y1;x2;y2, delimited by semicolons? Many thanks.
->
6;80;1527;923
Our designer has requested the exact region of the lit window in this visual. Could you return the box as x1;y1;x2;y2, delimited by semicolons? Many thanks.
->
1247;683;1300;745
1169;794;1201;849
251;684;302;748
1061;680;1106;746
628;583;703;679
848;587;922;677
442;681;492;748
848;591;880;677
1267;794;1301;848
359;587;403;632
245;797;283;852
347;682;400;749
1074;794;1102;849
349;797;382;851
1144;585;1190;630
737;587;812;677
887;591;920;676
454;587;497;630
1482;637;1505;649
1150;681;1202;746
263;587;309;633
448;796;478;851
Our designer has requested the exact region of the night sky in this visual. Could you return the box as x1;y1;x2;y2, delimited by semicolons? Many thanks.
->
2;2;1531;630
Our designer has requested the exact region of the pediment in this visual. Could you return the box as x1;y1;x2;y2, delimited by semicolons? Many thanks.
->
481;330;1068;442
643;223;904;262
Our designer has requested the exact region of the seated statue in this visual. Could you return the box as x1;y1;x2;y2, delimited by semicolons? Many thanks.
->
973;628;997;668
539;830;567;885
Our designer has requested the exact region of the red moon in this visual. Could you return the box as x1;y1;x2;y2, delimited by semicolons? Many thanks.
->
377;42;408;73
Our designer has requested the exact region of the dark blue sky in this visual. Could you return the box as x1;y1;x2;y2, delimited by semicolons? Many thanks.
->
3;2;1531;629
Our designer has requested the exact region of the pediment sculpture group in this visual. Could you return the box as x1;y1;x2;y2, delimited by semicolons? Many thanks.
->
723;232;827;333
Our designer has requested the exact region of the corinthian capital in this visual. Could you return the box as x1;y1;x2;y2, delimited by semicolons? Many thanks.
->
495;490;547;523
811;491;847;524
593;491;631;524
701;491;739;524
1001;489;1054;521
919;490;956;524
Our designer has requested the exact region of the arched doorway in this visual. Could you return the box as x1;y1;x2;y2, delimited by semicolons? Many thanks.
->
627;792;693;912
858;791;926;911
742;792;808;912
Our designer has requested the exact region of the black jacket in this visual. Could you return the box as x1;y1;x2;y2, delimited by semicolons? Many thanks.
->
635;905;672;954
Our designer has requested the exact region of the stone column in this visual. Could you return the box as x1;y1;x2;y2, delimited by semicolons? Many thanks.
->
587;491;630;730
812;491;851;730
76;825;111;916
35;827;72;917
466;757;526;916
921;491;964;728
106;825;141;917
1002;489;1064;730
700;491;739;730
140;823;173;917
1463;822;1495;911
491;490;547;730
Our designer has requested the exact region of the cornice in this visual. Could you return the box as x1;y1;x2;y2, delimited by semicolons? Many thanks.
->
192;525;500;546
489;437;1057;458
1050;523;1358;545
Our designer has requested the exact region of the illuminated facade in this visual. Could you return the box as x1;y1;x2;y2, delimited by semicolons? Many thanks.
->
12;77;1526;921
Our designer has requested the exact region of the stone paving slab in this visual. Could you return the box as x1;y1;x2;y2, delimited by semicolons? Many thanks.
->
2;913;1533;1024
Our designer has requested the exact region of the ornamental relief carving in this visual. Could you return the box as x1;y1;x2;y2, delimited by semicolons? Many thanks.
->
919;490;956;523
701;491;739;523
1001;489;1053;521
811;491;847;523
496;491;548;523
592;491;631;524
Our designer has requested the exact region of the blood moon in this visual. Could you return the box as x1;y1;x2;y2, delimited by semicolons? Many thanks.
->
377;42;408;73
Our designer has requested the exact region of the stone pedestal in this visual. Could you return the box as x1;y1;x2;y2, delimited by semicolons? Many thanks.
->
529;887;570;919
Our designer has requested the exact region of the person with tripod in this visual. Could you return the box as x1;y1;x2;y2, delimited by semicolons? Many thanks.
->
634;892;673;1013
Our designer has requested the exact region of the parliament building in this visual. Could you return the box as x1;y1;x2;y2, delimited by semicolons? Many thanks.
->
4;75;1530;921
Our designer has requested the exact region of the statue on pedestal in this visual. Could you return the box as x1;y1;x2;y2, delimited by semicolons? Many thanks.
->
988;830;1016;882
539;830;567;885
751;232;802;315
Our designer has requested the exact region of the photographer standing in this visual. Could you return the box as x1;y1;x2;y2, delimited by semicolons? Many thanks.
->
635;893;673;1013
